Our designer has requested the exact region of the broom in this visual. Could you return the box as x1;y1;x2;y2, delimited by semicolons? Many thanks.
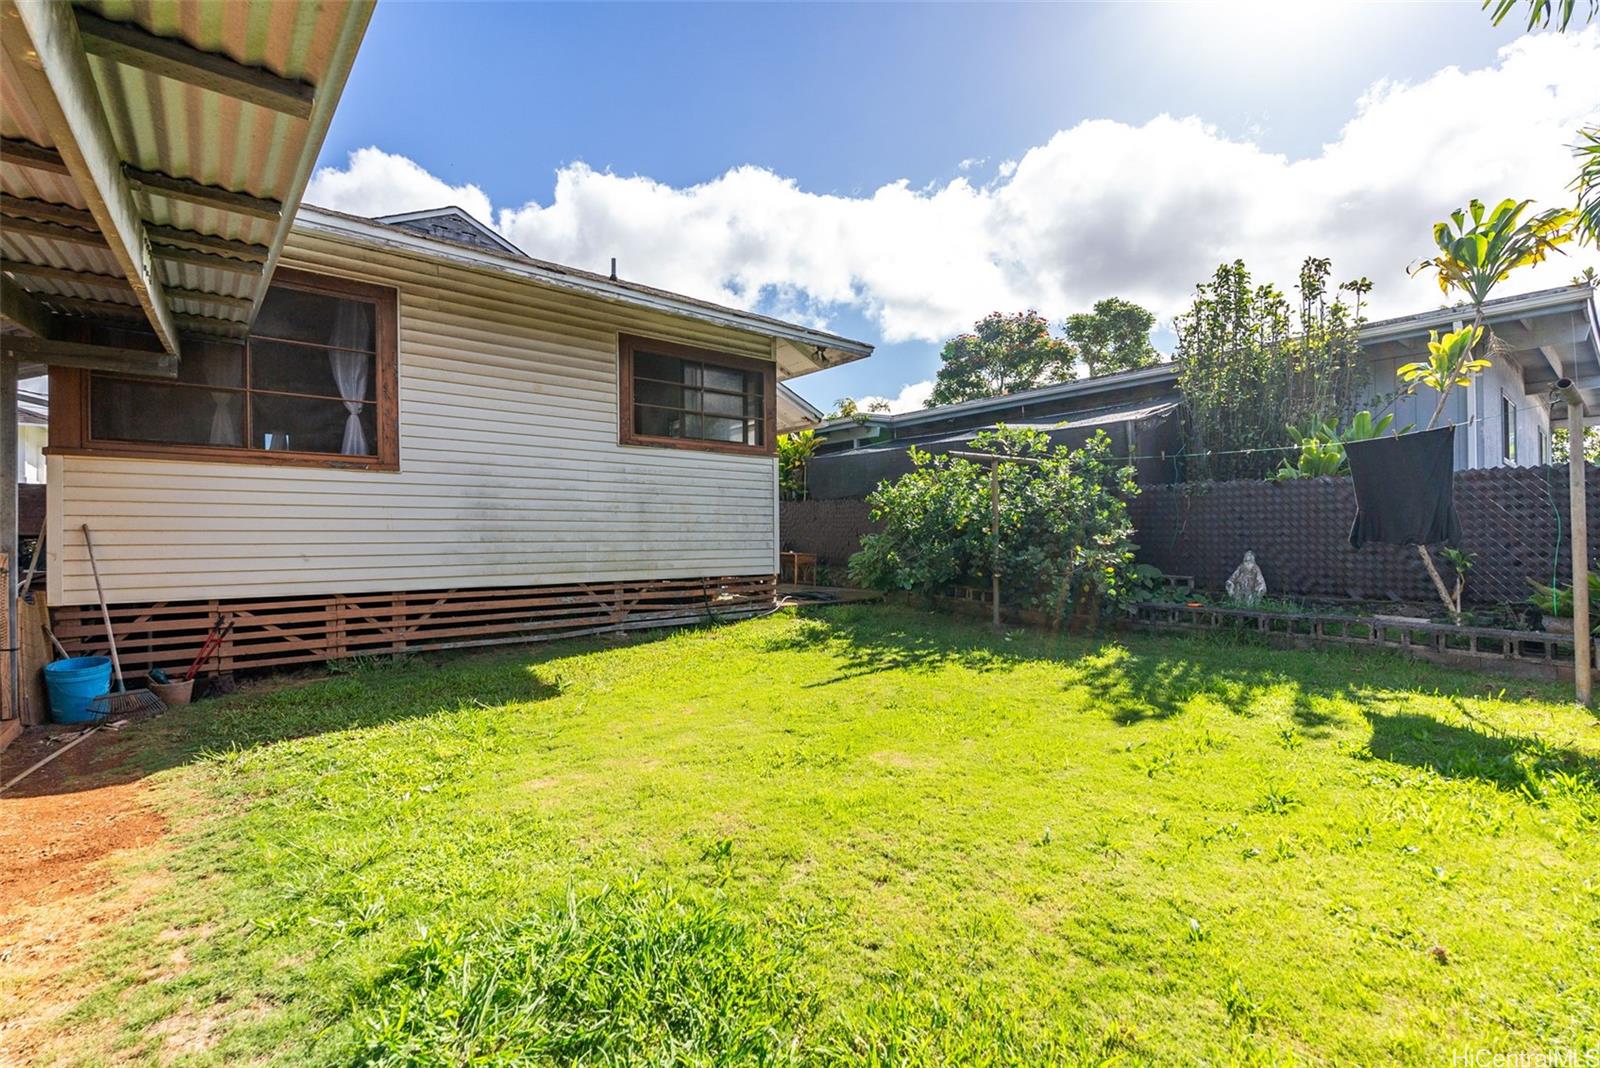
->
81;524;165;717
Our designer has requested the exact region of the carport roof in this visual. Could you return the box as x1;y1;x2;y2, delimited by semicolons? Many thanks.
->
1;0;372;372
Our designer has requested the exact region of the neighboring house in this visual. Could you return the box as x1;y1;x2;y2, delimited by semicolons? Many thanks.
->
17;388;47;485
804;285;1599;498
777;384;825;433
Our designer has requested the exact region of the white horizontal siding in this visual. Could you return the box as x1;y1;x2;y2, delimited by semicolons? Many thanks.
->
50;231;780;606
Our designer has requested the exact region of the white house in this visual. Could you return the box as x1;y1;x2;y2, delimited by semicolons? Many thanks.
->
35;205;871;674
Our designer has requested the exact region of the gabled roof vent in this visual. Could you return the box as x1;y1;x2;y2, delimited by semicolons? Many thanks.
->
374;205;526;257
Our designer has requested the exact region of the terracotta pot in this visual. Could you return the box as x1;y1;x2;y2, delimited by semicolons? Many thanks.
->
149;678;194;706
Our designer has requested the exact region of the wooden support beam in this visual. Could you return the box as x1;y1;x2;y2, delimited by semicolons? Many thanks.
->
1;140;278;229
0;191;93;227
1;336;177;378
1556;378;1592;705
75;10;315;120
0;277;59;339
0;258;252;310
0;135;71;175
1;0;180;354
143;223;268;263
126;167;282;223
1;193;269;262
34;293;246;337
0;212;108;247
151;245;265;277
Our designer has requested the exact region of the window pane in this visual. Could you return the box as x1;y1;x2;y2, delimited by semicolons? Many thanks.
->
254;286;374;351
636;405;691;438
91;379;242;447
703;416;748;443
251;339;374;400
252;394;377;455
634;352;689;384
172;339;244;388
703;366;746;392
702;390;745;417
635;380;685;409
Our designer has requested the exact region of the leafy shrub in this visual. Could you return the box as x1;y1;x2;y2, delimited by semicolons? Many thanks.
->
848;426;1138;623
354;881;815;1065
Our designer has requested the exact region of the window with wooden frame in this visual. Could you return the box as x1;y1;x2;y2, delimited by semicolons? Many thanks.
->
618;334;776;456
56;269;398;470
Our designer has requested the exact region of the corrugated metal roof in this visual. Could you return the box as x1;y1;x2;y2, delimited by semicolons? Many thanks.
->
0;0;372;353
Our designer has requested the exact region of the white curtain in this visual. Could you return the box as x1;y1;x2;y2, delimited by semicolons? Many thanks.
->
201;352;238;446
328;303;371;455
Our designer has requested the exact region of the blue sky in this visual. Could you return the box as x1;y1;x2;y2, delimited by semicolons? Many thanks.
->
312;2;1600;411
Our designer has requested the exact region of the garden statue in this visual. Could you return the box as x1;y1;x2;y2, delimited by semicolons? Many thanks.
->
1226;551;1267;605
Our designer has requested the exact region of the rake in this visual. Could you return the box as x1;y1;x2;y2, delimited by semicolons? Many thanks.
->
81;524;165;717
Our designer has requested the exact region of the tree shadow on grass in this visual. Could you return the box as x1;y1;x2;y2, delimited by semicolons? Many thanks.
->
1;629;631;800
1360;708;1600;798
790;606;1382;732
791;607;1039;687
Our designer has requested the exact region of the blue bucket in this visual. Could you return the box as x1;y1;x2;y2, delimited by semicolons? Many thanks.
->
43;656;113;724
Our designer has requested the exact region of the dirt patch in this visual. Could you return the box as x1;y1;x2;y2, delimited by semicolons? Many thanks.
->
0;720;174;1065
2;722;168;906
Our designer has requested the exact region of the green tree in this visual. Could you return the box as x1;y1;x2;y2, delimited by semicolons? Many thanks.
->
1482;0;1596;30
927;311;1077;407
1404;197;1574;621
848;427;1138;626
829;397;889;422
1575;127;1600;245
1482;1;1599;245
1063;298;1161;379
1174;257;1370;481
1407;197;1574;426
777;430;818;501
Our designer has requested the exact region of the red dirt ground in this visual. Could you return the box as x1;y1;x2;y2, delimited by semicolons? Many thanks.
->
1;716;172;1062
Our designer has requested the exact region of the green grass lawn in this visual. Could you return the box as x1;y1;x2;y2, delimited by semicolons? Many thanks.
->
12;605;1600;1065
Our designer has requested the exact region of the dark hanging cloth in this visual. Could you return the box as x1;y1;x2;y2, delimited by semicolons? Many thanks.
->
1345;426;1462;549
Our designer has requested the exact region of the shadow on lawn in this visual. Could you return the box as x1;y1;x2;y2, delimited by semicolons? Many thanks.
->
1362;708;1600;797
2;633;610;800
789;609;1038;687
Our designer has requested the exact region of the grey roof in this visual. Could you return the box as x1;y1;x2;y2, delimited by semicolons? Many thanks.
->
17;389;48;425
817;283;1600;435
375;206;528;258
848;400;1180;454
816;362;1179;434
1360;283;1598;342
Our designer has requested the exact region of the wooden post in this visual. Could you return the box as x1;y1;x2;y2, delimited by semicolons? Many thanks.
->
1557;379;1590;705
1;356;16;722
989;459;1001;630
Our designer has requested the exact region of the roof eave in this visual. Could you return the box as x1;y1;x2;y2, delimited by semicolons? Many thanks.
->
293;206;874;375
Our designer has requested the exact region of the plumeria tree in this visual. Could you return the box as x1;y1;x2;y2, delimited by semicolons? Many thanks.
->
1403;197;1576;620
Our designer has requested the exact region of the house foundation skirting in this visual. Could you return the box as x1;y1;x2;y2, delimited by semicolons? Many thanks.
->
50;575;778;678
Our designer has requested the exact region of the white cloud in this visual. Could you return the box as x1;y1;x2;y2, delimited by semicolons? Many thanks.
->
857;379;935;414
306;146;494;225
305;31;1600;353
958;157;987;171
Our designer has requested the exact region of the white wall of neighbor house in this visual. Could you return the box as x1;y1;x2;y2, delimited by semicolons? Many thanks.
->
1365;349;1552;470
47;230;781;606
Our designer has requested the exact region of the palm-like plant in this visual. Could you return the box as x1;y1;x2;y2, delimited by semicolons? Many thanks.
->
1407;198;1576;427
1575;126;1600;245
1404;199;1574;623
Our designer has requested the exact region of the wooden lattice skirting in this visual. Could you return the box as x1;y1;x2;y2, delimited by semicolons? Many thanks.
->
49;575;778;677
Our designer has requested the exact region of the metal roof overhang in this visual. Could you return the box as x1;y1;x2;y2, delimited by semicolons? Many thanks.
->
1361;285;1600;420
0;0;373;375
